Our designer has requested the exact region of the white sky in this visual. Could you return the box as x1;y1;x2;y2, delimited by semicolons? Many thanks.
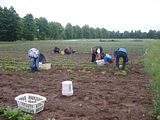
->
1;0;160;32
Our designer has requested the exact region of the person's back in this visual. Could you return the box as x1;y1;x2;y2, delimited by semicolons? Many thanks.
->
28;48;40;72
64;47;71;55
114;47;128;69
64;47;75;55
118;48;127;53
53;47;60;53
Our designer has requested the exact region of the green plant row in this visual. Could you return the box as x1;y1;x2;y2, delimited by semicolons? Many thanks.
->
144;40;160;117
0;106;32;120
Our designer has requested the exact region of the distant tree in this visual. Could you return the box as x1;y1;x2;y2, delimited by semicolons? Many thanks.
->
17;17;24;40
64;23;73;39
0;6;20;41
48;21;64;39
147;30;158;39
72;25;82;39
89;27;96;39
122;31;130;38
95;27;102;38
35;17;49;40
23;14;35;40
101;28;108;38
157;31;160;39
82;24;90;39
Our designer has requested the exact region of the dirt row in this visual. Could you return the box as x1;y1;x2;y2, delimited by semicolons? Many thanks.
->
0;53;155;120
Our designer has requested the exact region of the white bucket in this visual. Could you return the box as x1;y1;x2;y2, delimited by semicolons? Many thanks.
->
62;81;73;96
96;59;105;66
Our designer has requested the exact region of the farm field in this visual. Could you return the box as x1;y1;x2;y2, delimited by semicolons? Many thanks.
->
0;39;155;120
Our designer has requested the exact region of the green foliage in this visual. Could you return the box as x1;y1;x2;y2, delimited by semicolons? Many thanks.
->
82;25;90;39
64;23;73;39
3;107;22;120
23;14;35;40
1;6;160;41
17;114;32;120
144;40;160;116
1;107;32;120
0;57;29;72
48;22;64;40
0;6;20;41
35;17;49;40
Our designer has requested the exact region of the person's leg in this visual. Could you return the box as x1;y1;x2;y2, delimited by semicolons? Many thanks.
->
117;52;126;70
116;51;125;69
35;57;39;71
29;57;35;72
91;53;96;62
116;55;120;69
122;53;127;70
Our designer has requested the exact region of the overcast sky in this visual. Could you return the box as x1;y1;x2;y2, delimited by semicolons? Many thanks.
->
1;0;160;32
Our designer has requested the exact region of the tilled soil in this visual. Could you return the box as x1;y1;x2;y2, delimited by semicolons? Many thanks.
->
0;53;155;120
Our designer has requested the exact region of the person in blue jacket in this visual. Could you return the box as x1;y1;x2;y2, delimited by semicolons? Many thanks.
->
114;48;128;69
103;53;113;64
28;48;40;72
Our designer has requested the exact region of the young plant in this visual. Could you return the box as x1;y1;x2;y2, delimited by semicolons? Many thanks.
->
17;114;32;120
3;107;22;120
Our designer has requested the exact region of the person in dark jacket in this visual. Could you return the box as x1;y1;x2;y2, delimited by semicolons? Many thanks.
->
39;53;46;64
114;48;128;70
91;46;104;62
64;47;75;55
53;47;60;53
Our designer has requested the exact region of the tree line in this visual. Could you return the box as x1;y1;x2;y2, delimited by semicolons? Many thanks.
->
0;6;160;41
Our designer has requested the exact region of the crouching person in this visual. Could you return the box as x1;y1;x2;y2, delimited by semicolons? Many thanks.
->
28;48;40;72
64;47;75;55
53;46;60;53
114;48;128;70
91;46;104;62
39;53;46;64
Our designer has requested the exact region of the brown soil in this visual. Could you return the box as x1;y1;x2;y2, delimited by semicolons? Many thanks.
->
0;53;155;120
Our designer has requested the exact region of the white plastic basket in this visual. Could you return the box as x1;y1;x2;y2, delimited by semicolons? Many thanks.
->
15;93;46;114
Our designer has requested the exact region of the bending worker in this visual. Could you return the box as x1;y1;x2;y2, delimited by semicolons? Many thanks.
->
28;48;40;72
114;47;128;70
91;46;104;62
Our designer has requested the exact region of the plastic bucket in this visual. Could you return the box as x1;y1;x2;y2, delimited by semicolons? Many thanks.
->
96;59;105;65
62;81;73;96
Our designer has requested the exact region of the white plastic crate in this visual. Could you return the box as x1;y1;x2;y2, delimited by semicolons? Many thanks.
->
15;93;46;114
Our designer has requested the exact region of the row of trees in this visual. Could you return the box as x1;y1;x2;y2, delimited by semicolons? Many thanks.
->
0;6;160;41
